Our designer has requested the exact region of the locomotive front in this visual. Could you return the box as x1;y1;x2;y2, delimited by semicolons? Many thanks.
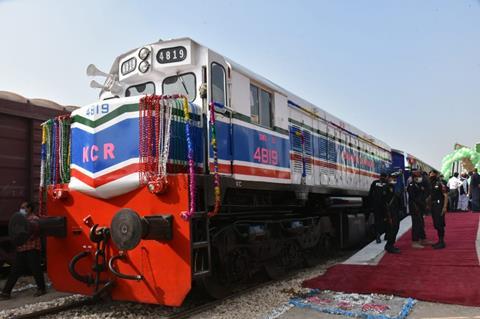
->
41;38;212;306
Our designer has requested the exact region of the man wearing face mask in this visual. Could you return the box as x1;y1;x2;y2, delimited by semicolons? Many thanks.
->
407;170;428;248
429;170;448;249
383;172;401;253
0;202;46;300
369;172;388;244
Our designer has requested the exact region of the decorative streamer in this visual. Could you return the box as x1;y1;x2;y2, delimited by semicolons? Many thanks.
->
52;118;58;187
207;101;221;218
138;95;173;194
180;97;197;220
39;116;71;213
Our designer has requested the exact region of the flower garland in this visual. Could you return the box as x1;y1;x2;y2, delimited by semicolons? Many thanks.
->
180;97;196;220
207;101;221;218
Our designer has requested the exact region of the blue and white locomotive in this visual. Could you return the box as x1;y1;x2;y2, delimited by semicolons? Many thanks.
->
39;38;430;304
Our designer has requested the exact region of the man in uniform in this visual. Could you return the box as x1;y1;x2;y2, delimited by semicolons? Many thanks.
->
429;170;448;249
407;170;428;248
470;169;480;212
383;172;401;253
369;173;388;244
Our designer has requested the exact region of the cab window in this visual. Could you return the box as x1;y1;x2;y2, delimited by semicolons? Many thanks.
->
250;84;272;127
125;82;155;97
162;73;196;102
211;63;226;106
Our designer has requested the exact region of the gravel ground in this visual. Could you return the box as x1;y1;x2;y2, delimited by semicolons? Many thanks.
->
191;252;352;319
0;251;352;319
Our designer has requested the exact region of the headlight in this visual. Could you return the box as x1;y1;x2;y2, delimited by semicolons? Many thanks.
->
138;47;151;60
138;60;150;73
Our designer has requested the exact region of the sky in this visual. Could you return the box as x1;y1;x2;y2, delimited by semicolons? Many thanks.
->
0;0;479;168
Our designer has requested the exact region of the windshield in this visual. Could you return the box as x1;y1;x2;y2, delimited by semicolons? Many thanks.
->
162;73;196;102
125;82;155;97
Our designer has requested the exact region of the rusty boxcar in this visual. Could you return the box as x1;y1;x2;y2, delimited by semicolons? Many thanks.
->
0;91;75;267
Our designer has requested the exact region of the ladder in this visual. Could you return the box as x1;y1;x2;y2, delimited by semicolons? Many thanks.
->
190;212;211;278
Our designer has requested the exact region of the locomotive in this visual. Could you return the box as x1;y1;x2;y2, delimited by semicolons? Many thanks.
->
10;38;430;306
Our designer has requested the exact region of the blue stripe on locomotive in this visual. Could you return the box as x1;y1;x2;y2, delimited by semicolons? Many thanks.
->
71;118;204;174
212;121;290;168
290;126;390;174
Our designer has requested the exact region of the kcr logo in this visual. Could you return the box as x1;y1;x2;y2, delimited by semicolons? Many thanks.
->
82;143;115;162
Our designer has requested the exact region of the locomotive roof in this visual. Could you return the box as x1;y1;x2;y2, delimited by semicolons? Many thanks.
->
107;37;391;152
225;53;391;152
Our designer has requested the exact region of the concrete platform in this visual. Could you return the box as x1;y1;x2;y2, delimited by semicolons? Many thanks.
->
343;217;412;266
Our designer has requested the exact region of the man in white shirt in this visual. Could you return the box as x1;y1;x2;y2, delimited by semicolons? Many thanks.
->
457;173;469;212
447;173;462;212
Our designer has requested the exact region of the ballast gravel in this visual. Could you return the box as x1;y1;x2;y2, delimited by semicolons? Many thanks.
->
0;252;351;319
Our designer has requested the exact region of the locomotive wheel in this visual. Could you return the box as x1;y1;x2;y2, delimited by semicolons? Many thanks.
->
226;248;250;283
265;260;286;280
280;241;302;269
265;240;300;279
304;234;334;267
200;275;232;299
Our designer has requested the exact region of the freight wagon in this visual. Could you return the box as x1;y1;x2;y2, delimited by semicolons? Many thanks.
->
0;91;75;267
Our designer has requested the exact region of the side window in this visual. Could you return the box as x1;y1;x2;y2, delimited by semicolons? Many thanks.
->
211;63;226;105
250;85;259;123
249;83;272;128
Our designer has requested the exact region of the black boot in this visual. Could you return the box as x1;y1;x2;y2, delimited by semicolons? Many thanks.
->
376;234;381;244
385;245;400;254
432;241;446;249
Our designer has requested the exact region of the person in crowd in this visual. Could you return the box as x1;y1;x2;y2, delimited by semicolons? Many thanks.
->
447;173;461;212
369;172;388;244
421;171;432;215
457;173;469;212
383;172;401;253
471;169;480;212
439;174;448;186
407;170;429;248
429;170;448;249
0;202;46;300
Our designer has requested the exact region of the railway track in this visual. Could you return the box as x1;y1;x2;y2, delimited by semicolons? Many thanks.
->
7;282;114;319
5;250;354;319
6;266;302;319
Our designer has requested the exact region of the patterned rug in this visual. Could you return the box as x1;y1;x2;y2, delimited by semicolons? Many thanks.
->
289;290;416;319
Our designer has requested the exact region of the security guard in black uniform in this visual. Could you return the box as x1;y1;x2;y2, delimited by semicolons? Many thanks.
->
429;170;447;249
407;170;428;248
369;172;388;244
383;172;401;253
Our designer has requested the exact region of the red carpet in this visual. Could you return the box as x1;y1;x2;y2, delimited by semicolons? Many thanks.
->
303;213;480;306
